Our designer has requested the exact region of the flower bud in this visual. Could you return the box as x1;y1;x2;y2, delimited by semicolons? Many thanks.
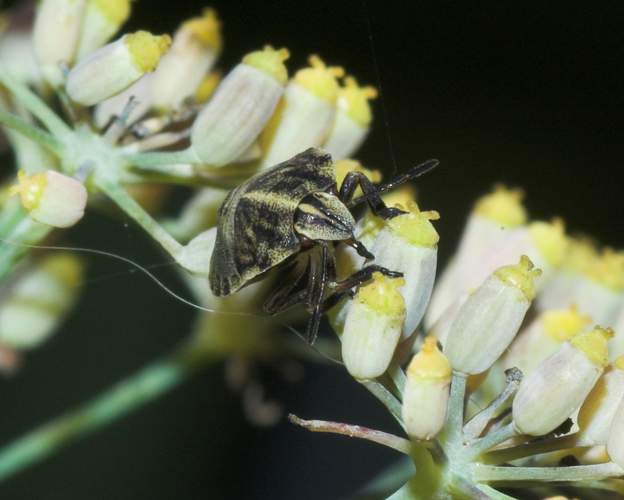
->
323;76;377;160
564;249;624;326
612;307;624;360
190;45;288;167
402;336;451;440
150;9;222;111
370;202;439;338
10;170;87;228
444;256;540;375
461;218;566;295
33;0;87;86
607;392;624;468
0;254;83;350
67;31;171;106
76;0;131;59
537;237;597;311
504;306;591;377
578;356;624;446
0;30;41;84
426;185;527;327
176;227;217;276
513;326;613;436
165;187;228;242
342;272;406;379
259;55;343;168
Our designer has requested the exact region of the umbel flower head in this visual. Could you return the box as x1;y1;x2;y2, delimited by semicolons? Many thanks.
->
1;2;624;498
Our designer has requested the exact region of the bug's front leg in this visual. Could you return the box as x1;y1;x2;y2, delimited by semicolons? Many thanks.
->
338;172;405;220
305;243;329;344
330;264;404;292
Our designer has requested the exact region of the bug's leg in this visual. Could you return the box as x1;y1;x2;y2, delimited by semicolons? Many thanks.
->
344;237;374;260
331;264;403;293
338;172;405;220
345;159;439;210
305;243;329;344
263;258;310;315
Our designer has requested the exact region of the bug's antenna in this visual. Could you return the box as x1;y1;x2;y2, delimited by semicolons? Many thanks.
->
347;158;439;209
0;238;263;318
362;0;399;176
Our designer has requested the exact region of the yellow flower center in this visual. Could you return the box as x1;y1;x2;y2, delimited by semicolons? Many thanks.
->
407;336;451;380
542;306;591;342
9;170;47;211
570;326;613;368
92;0;131;25
473;184;527;227
337;76;377;126
387;201;440;248
356;271;405;317
125;31;172;73
494;255;542;301
242;45;290;84
293;55;344;102
584;248;624;292
529;218;568;267
181;8;222;50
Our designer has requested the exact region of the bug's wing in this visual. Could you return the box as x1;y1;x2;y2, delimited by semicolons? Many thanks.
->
209;148;336;296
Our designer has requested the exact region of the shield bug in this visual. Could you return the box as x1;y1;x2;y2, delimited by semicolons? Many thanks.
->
209;147;438;343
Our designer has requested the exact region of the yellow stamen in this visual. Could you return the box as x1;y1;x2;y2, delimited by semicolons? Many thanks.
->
242;45;290;84
387;201;440;248
585;248;624;292
181;8;222;50
337;76;377;126
125;31;172;73
570;326;613;368
529;218;568;267
407;336;451;380
614;355;624;371
474;184;527;227
542;305;591;342
356;271;405;316
9;170;47;211
293;54;344;102
92;0;131;25
494;255;542;301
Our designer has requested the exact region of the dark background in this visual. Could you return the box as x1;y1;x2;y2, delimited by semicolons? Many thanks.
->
1;1;624;499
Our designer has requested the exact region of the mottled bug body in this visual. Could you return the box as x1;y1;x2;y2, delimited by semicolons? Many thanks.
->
209;148;437;342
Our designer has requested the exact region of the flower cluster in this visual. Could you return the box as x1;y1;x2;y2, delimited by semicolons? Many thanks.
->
0;2;623;498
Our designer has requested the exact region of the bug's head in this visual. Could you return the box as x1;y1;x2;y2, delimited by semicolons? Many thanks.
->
294;192;356;242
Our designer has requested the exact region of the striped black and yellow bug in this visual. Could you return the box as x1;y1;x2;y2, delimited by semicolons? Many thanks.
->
209;148;437;343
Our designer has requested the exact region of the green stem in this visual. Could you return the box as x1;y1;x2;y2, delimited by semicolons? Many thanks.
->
444;372;467;447
0;342;213;482
464;367;522;440
467;423;517;461
96;178;183;259
483;433;581;465
473;462;624;483
0;71;71;137
0;109;62;154
474;484;517;499
361;380;405;430
387;361;407;398
123;149;198;168
0;206;52;281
